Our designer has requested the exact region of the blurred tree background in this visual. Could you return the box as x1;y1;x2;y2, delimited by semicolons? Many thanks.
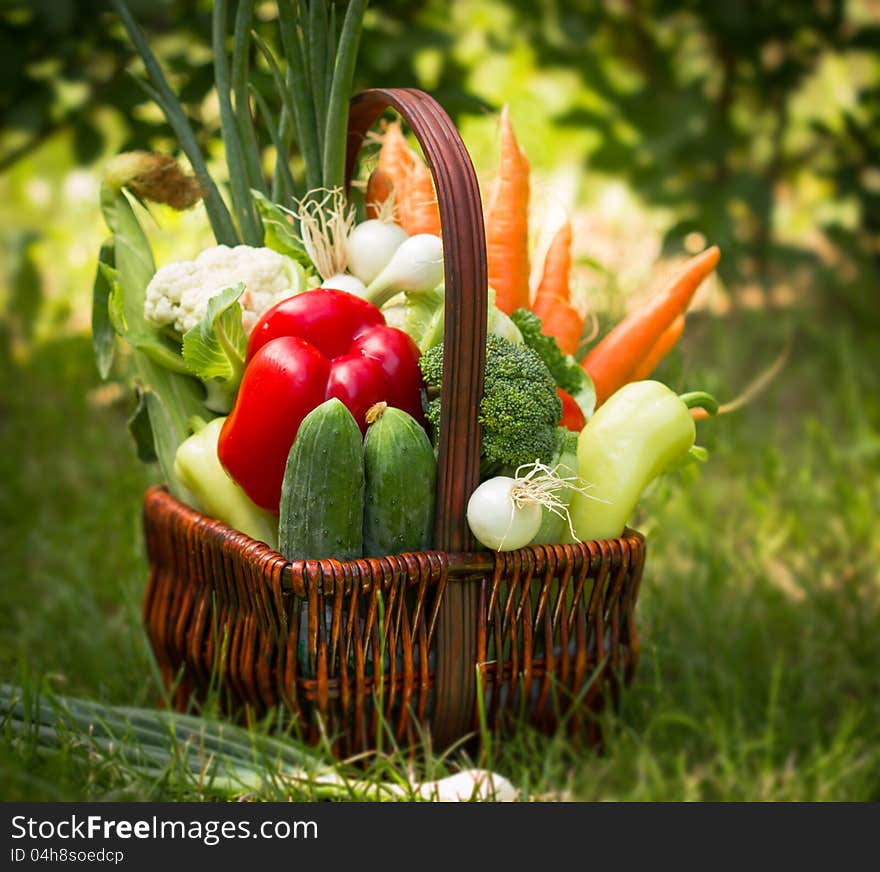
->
2;0;878;332
1;1;879;800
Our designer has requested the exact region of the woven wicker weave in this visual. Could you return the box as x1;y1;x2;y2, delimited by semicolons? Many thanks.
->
141;88;647;756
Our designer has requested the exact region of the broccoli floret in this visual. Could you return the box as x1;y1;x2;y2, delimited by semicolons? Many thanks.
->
420;333;563;476
509;308;584;395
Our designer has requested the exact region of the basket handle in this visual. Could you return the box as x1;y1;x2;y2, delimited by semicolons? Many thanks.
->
346;88;487;552
346;89;486;745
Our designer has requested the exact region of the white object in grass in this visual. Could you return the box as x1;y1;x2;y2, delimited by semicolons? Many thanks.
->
411;770;518;802
345;219;409;285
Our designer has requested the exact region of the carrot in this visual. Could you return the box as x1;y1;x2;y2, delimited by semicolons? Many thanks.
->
400;156;441;235
530;218;584;355
534;219;573;303
629;314;685;381
583;245;720;407
377;121;413;183
376;120;414;223
365;168;394;220
532;294;584;357
485;105;530;315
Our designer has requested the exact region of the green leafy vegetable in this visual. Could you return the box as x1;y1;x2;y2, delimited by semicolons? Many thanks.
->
510;307;596;419
182;284;248;413
276;0;322;193
231;0;266;199
322;0;367;190
252;191;313;269
0;684;514;800
250;87;297;204
212;0;262;245
113;0;238;246
101;262;190;375
510;308;584;395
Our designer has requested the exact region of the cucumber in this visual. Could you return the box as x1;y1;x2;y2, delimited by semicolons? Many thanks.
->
279;398;364;561
363;402;436;557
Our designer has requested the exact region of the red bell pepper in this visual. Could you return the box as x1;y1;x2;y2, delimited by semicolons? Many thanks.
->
218;288;424;512
558;387;586;432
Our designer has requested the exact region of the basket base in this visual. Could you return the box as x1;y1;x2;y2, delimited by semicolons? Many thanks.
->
142;486;646;757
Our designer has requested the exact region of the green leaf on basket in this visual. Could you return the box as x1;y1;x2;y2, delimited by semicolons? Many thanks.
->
143;387;197;505
92;239;117;379
128;383;157;464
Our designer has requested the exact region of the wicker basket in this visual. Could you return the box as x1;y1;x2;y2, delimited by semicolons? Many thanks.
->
141;88;647;756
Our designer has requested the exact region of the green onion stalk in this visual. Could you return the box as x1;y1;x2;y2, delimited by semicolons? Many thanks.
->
96;1;372;487
0;686;515;801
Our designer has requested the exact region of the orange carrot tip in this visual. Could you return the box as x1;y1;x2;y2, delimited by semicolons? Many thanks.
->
400;153;441;236
377;121;415;224
534;219;573;305
583;245;721;407
629;314;686;381
485;105;531;315
365;168;396;222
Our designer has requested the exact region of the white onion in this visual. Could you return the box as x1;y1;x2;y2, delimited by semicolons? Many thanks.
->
364;234;444;307
466;476;543;552
321;273;368;296
345;219;408;284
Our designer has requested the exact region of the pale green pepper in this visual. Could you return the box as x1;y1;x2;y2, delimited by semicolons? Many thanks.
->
529;428;580;545
174;416;278;549
568;380;717;542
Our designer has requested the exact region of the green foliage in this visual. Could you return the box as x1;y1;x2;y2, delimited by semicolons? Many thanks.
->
4;232;42;346
252;191;313;267
99;183;209;498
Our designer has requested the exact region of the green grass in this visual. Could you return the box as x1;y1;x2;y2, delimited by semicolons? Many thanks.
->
1;299;879;801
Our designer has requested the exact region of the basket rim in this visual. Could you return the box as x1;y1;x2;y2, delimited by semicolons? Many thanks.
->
144;483;645;585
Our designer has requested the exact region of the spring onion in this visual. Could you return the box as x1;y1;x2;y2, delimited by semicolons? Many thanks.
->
345;219;409;285
364;234;444;307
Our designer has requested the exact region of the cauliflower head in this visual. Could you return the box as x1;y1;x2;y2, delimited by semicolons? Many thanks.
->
144;244;308;335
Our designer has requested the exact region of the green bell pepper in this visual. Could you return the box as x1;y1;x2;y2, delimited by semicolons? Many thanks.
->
568;380;717;542
174;416;278;549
